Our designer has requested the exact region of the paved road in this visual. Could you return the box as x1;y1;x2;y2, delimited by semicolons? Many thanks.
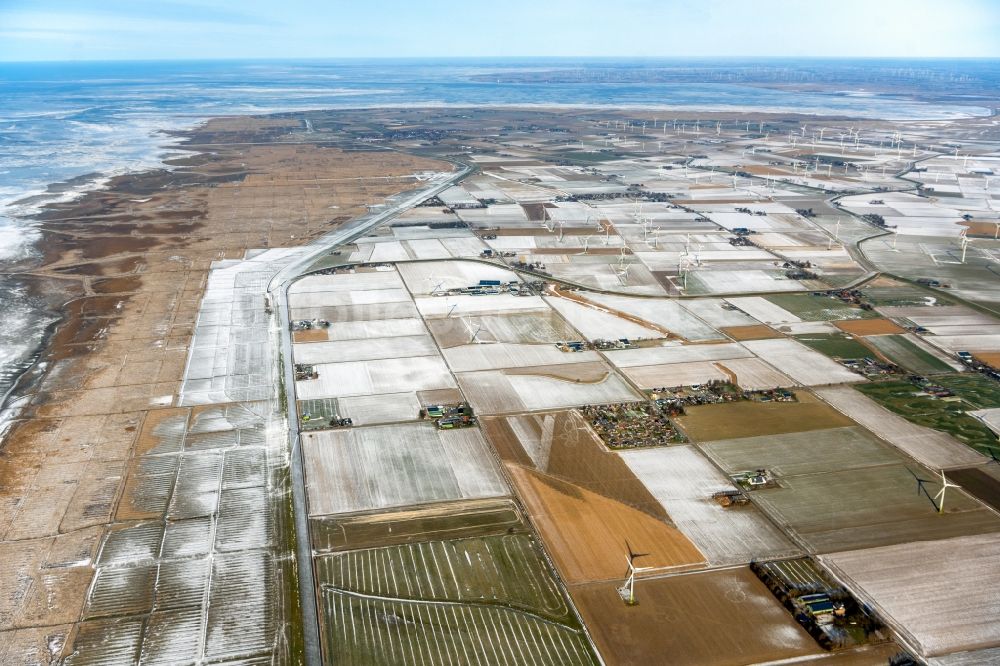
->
267;159;471;666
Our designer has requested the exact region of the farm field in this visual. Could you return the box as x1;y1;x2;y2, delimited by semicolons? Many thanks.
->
602;342;752;367
680;298;758;327
779;644;912;665
292;317;428;343
505;464;705;583
833;318;905;336
288;287;411;309
722;324;781;340
946;467;1000;513
316;534;570;619
864;335;954;374
292;334;438;365
816;386;986;468
290;300;420;324
717;357;796;390
621;446;800;564
685;268;804;294
316;534;598;665
620;360;729;389
583;292;724;341
742;338;865;385
823;533;1000;658
701;426;899;477
855;380;998;452
862;279;946;307
975;352;1000;367
544;295;664;340
289;270;405;295
765;293;878;321
416;293;548;318
337;392;423;426
697;423;1000;554
794;332;874;360
396;260;520;294
482;410;668;519
738;462;1000;552
456;362;639;414
726;296;802;324
301;423;507;516
310;498;524;552
570;568;822;666
675;391;854;441
425;311;579;347
295;355;456;400
932;373;1000;409
442;342;601;372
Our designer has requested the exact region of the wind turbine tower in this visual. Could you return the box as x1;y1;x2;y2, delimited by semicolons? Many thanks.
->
617;541;652;605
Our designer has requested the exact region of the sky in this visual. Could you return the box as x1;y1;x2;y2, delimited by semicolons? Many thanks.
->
0;0;999;61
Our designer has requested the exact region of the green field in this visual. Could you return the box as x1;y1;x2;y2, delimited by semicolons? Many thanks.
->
558;150;617;163
316;534;597;665
795;333;874;360
298;398;339;431
765;294;878;321
865;335;954;375
310;499;524;552
932;373;1000;410
860;284;951;307
855;380;998;452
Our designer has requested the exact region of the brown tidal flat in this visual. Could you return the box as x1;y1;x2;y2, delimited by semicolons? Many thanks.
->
0;115;447;661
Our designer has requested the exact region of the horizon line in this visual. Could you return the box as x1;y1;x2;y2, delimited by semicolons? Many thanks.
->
3;55;1000;65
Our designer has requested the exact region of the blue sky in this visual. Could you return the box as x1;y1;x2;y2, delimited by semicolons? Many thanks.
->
1;0;998;61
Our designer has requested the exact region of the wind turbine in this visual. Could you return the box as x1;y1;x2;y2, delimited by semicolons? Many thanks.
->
933;471;961;514
617;541;652;605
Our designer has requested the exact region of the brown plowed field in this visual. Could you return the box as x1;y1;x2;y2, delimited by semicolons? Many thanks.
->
974;352;1000;368
505;464;704;583
722;324;781;340
946;467;1000;513
675;391;854;441
958;220;1000;237
292;329;329;343
570;567;821;666
482;411;668;520
834;318;905;336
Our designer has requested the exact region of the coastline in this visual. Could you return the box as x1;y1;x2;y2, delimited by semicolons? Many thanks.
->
0;111;451;661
